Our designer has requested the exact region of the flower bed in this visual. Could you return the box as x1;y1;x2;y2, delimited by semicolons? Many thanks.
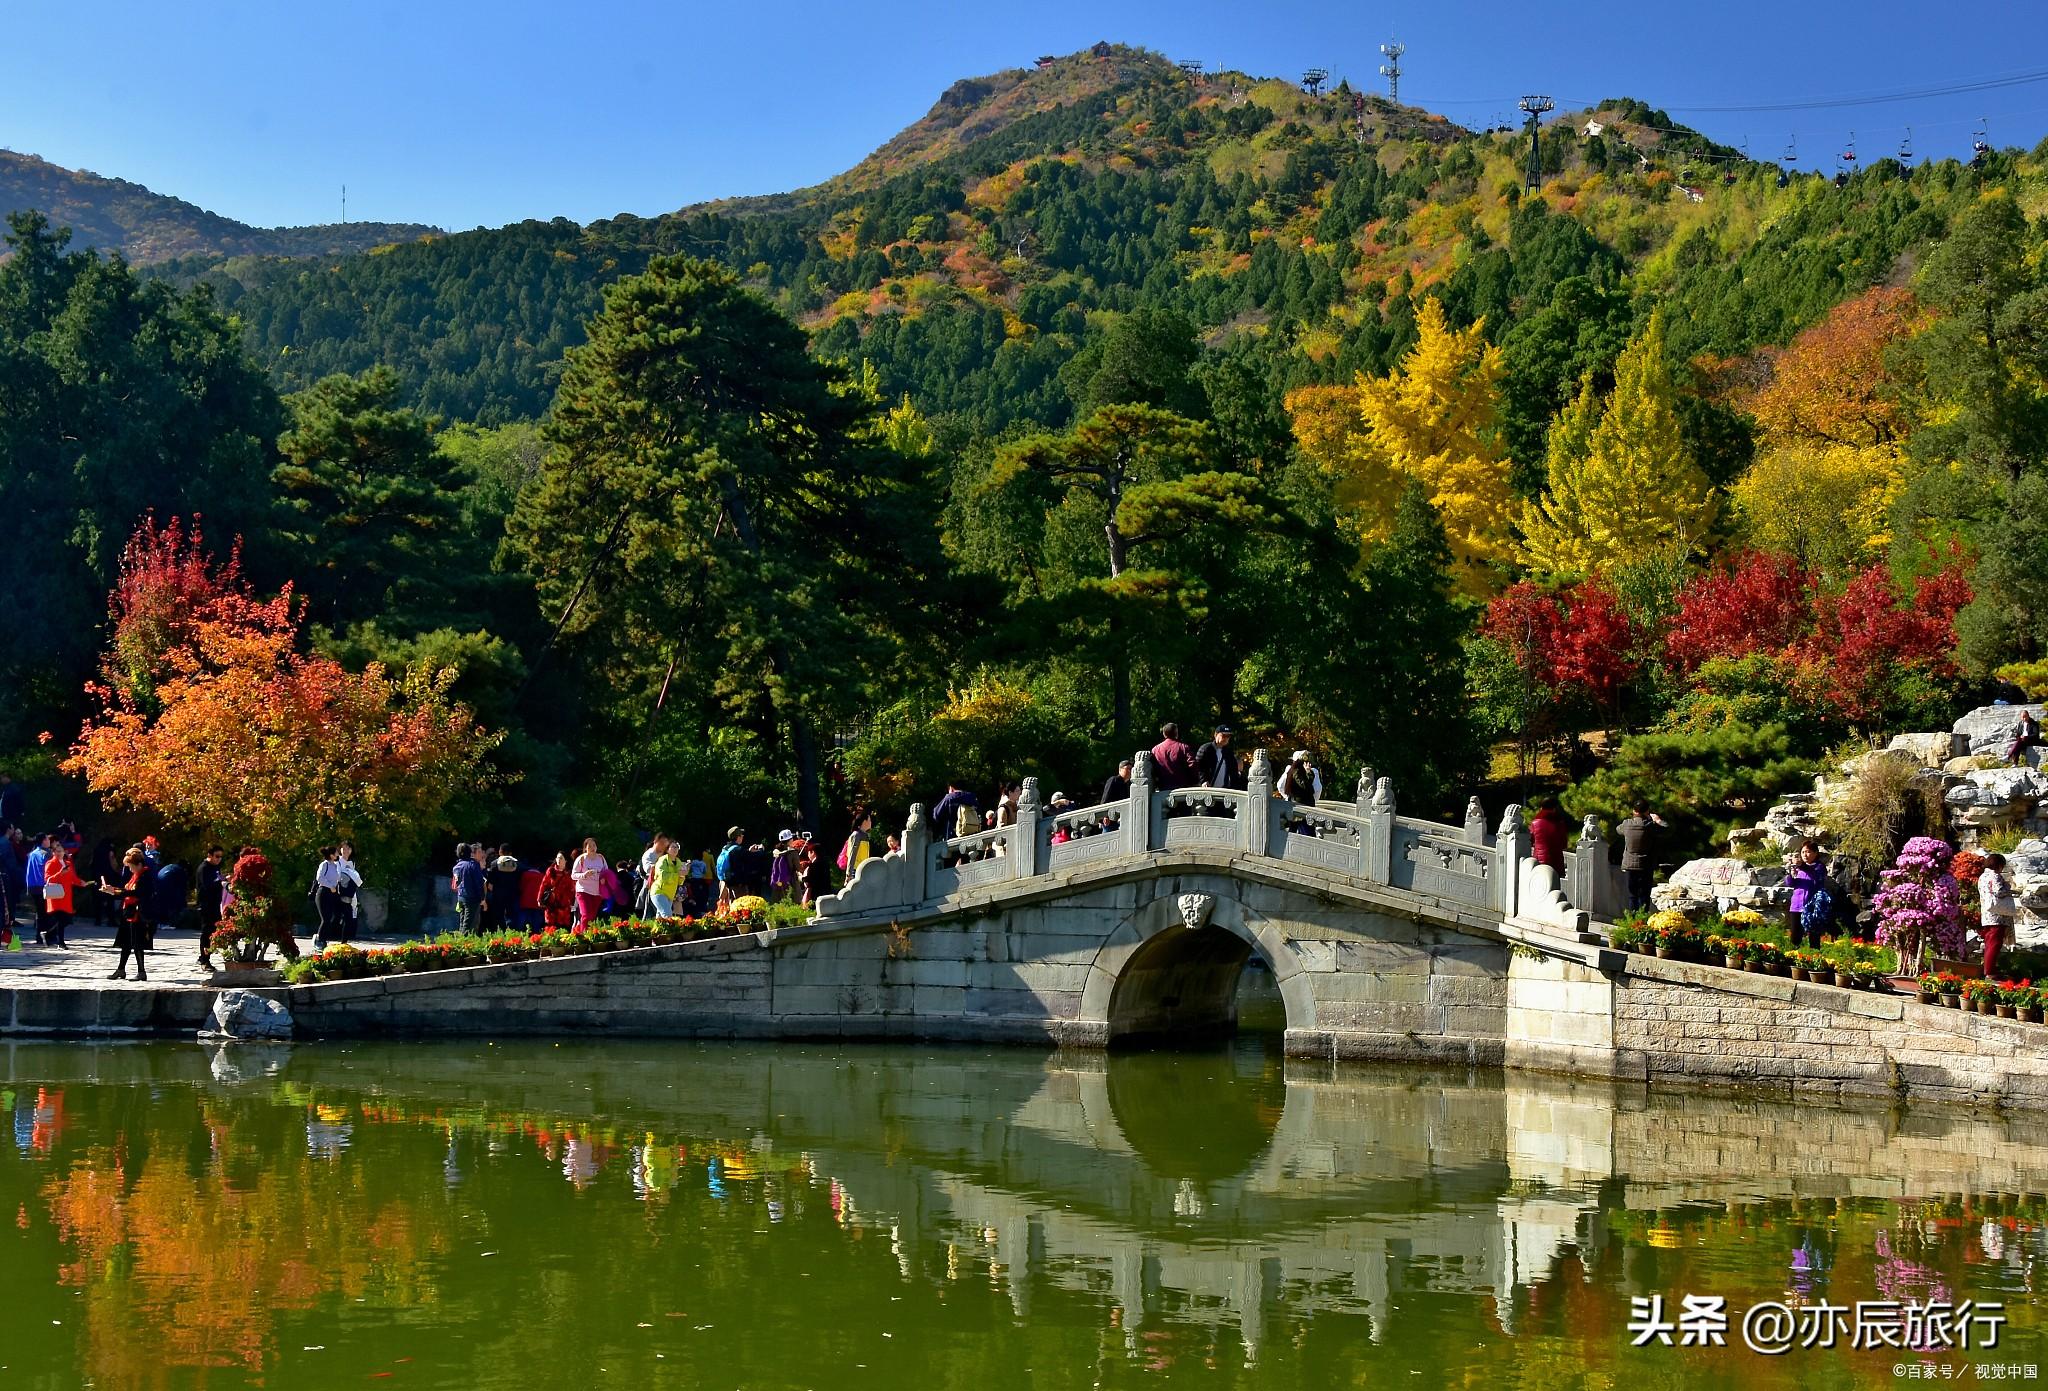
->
1929;975;2047;1022
280;913;764;986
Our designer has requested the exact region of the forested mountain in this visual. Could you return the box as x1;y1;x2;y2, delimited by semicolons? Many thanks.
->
0;150;435;263
153;43;2018;459
8;42;2048;877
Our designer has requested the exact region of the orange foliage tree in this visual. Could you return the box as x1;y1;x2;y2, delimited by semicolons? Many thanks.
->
1745;286;1921;447
64;516;500;882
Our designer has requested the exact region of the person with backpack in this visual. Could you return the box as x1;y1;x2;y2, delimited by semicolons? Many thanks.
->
1785;839;1834;948
840;809;875;880
23;832;51;946
538;852;576;931
716;828;747;909
149;854;188;948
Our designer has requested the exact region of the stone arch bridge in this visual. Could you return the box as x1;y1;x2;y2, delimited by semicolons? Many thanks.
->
788;748;1625;1067
272;749;2048;1108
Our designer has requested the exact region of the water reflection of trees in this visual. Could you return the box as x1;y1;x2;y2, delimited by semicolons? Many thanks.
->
44;1092;456;1378
17;1051;2048;1390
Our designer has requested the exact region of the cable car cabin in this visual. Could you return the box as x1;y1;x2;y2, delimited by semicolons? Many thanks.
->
1776;168;1790;187
1834;169;1850;187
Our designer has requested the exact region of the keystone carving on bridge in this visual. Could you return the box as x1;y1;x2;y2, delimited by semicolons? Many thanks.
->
1177;892;1217;931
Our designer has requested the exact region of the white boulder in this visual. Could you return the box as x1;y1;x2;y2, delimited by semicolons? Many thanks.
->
1952;704;2046;758
1887;732;1956;767
207;989;293;1041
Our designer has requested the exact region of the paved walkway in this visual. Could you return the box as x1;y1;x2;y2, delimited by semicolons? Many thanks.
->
0;916;407;989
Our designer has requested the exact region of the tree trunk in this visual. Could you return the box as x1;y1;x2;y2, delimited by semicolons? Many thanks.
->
1106;519;1131;746
717;473;823;829
791;712;823;835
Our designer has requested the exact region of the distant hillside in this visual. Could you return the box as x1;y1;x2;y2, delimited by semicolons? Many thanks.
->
125;43;2025;436
0;151;437;263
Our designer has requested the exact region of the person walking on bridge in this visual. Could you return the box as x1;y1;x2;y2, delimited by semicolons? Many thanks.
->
1615;802;1666;911
1150;723;1199;791
929;782;978;840
1100;758;1133;806
1529;799;1571;874
1195;725;1243;790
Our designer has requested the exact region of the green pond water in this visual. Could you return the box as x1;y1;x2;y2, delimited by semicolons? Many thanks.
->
2;1023;2045;1390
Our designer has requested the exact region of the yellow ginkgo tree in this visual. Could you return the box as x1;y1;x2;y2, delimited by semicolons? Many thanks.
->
1287;297;1515;589
1519;312;1716;577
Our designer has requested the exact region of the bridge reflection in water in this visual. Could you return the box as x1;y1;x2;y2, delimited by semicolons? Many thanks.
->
4;1039;2046;1383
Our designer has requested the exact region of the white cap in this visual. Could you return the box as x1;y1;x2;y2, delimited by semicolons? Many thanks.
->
777;829;795;842
1291;750;1311;763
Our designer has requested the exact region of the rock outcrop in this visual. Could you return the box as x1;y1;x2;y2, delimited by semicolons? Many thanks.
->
205;989;293;1041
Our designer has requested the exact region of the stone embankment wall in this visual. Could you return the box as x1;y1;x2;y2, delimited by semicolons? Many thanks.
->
0;985;211;1034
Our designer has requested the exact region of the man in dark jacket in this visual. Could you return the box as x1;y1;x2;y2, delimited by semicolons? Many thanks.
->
196;846;227;965
148;858;188;946
1615;802;1666;910
1100;758;1133;805
1194;725;1243;790
930;780;979;839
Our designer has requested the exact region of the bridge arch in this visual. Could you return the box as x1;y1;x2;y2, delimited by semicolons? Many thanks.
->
1077;879;1319;1047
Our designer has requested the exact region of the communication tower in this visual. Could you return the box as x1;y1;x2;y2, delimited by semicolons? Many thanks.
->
1177;59;1205;79
1301;67;1329;97
1378;42;1404;103
1518;95;1555;189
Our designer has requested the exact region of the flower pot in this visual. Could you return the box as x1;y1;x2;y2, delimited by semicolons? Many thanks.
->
1720;954;1737;970
1833;971;1854;988
1918;990;1937;1004
1655;945;1673;959
1979;998;1998;1015
1941;993;1962;1009
2026;1007;2044;1025
1999;1004;2018;1019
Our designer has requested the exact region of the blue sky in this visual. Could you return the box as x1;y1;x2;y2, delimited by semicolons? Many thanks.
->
7;1;2048;231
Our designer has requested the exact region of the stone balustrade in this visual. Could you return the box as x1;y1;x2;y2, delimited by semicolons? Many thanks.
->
814;748;1627;936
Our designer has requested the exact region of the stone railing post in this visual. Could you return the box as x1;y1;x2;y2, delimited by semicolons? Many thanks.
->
1566;814;1602;914
1243;748;1274;856
1126;750;1157;856
903;802;931;907
1495;804;1528;918
1463;796;1488;845
1364;775;1397;884
1013;777;1043;881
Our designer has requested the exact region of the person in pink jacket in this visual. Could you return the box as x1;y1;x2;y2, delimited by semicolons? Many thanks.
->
570;838;608;925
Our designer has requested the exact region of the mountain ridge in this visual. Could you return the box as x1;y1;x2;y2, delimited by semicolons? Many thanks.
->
0;150;439;264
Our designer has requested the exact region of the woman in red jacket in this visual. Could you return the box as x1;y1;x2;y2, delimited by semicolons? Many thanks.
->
41;844;84;950
537;851;576;932
1529;798;1572;874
